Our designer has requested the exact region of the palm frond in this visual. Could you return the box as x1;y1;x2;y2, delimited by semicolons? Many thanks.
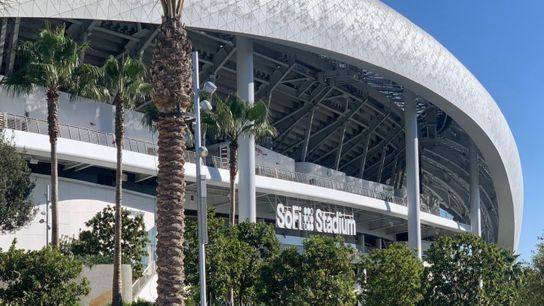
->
69;63;108;102
141;103;159;131
203;93;276;143
2;25;89;94
102;55;151;109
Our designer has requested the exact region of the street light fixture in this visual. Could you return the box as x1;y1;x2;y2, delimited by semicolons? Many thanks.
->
202;81;217;95
192;51;216;306
200;99;213;112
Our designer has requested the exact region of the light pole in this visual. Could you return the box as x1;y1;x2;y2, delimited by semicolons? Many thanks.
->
39;184;51;247
192;51;216;306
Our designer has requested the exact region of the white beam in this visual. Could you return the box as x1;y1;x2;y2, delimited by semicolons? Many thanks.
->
470;140;481;236
405;91;422;259
237;36;256;223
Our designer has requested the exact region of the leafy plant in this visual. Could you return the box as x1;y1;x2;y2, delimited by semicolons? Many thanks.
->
184;211;279;305
62;206;149;279
257;235;357;306
422;232;523;306
1;25;105;247
101;55;150;306
0;136;36;233
516;235;544;306
0;241;90;305
203;95;276;225
358;243;423;306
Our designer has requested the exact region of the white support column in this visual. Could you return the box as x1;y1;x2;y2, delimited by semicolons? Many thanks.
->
404;91;422;259
470;141;481;236
237;36;256;222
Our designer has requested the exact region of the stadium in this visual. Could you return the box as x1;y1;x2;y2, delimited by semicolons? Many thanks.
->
0;0;523;301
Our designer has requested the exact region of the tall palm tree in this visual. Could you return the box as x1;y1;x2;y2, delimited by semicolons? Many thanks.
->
102;55;150;306
203;95;277;226
150;0;193;304
2;26;102;247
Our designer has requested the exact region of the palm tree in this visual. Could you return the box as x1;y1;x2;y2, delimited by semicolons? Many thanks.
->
203;95;277;226
102;55;150;306
2;26;103;248
150;0;194;304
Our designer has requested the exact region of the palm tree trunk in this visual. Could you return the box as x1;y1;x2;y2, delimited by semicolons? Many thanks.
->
151;16;192;306
47;86;60;248
229;140;238;226
155;115;187;305
112;94;124;306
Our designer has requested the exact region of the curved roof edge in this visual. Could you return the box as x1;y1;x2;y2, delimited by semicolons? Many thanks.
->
1;0;523;249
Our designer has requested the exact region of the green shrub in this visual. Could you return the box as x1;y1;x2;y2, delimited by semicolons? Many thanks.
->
0;241;90;306
359;243;423;306
0;136;36;233
62;206;149;279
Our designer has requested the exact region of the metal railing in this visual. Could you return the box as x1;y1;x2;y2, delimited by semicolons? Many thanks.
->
2;113;159;155
132;260;156;297
2;112;433;211
254;165;408;206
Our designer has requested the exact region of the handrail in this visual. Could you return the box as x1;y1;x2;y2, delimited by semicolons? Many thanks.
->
3;113;443;215
132;260;156;297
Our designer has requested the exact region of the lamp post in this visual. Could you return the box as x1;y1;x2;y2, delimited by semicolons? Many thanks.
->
39;184;51;247
192;51;216;306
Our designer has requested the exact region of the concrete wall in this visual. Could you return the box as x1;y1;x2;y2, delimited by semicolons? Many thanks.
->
0;87;155;142
80;264;132;306
0;174;156;251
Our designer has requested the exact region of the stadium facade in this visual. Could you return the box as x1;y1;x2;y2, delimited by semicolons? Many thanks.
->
0;0;523;300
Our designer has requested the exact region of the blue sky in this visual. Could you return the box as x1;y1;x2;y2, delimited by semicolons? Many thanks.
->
381;0;544;262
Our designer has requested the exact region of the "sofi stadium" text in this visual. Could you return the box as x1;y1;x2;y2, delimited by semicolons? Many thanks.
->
276;203;356;236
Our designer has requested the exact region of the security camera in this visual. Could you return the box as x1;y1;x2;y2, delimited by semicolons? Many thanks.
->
202;81;217;94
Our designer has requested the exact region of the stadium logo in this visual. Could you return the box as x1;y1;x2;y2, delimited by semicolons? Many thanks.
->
275;203;356;236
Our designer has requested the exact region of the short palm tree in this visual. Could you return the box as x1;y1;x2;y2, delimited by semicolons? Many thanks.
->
203;95;277;226
150;0;194;304
102;55;150;306
1;26;103;247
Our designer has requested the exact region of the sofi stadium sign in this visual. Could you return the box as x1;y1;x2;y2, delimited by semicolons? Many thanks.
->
276;203;356;236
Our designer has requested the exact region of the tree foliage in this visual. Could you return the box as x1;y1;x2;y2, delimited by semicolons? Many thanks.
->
257;247;305;305
258;235;357;306
184;211;279;305
102;55;151;107
422;232;523;306
203;95;277;143
2;25;104;99
203;95;276;225
517;235;544;306
0;241;90;305
62;206;149;279
0;137;36;233
359;243;423;306
2;25;105;247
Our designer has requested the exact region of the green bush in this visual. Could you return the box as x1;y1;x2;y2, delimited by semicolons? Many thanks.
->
422;233;523;306
0;241;90;306
359;243;423;306
0;136;36;233
62;206;149;279
257;235;357;306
